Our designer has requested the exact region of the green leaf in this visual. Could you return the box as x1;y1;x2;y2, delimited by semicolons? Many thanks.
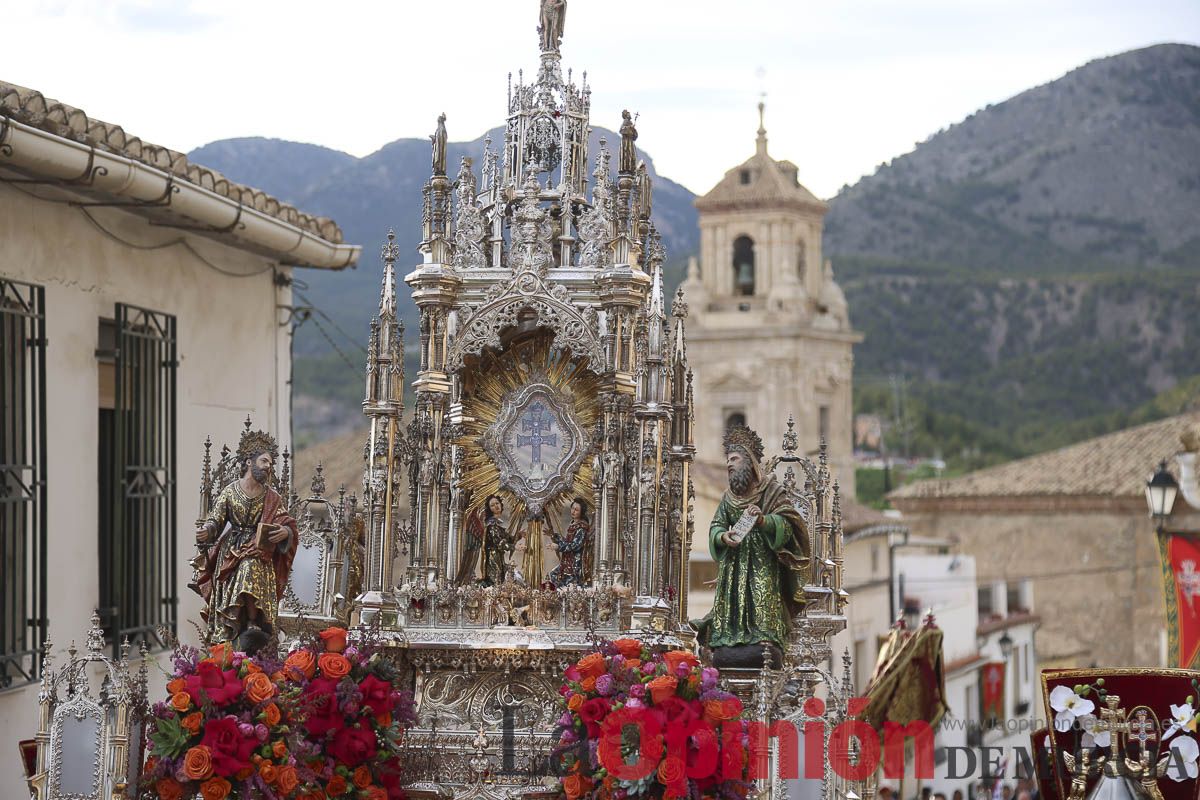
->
148;716;191;759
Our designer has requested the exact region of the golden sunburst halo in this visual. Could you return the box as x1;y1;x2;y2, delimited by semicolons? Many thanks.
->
457;330;600;526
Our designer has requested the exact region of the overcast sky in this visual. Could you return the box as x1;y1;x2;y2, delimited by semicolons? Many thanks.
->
6;0;1198;198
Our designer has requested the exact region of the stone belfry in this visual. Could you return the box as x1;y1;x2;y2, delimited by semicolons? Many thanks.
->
681;102;860;513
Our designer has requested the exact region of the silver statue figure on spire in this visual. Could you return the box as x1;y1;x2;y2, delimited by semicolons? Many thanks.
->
539;0;565;52
431;112;448;175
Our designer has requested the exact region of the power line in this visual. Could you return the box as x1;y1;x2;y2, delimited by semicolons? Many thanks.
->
294;289;367;356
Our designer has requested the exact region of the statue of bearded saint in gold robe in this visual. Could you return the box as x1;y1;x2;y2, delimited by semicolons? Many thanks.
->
192;429;297;654
692;425;809;668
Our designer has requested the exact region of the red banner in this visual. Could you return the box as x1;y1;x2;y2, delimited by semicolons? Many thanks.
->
1158;532;1200;668
981;662;1005;721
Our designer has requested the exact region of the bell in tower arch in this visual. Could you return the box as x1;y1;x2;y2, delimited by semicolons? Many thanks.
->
733;235;756;296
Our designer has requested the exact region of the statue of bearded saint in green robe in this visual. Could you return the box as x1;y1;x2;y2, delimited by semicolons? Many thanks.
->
693;425;810;669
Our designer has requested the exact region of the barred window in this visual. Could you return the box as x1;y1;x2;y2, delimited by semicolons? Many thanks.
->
0;277;47;686
98;304;177;653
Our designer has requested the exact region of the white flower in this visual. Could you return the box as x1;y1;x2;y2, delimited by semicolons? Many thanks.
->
1167;735;1199;782
1165;703;1198;742
1077;714;1110;749
1050;685;1095;733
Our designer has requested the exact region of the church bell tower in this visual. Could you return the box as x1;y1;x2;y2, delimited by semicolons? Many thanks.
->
681;103;860;547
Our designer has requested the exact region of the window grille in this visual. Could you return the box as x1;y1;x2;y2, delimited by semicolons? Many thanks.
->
100;303;177;653
0;277;47;686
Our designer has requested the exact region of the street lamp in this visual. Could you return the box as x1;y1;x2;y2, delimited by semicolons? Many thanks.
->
902;598;921;631
998;631;1014;660
1146;460;1179;527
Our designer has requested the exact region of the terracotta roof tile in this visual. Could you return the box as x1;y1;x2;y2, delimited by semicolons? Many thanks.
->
0;80;345;244
694;148;826;214
889;411;1200;501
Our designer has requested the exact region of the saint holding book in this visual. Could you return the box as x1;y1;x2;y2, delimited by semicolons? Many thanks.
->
693;425;809;668
192;427;297;653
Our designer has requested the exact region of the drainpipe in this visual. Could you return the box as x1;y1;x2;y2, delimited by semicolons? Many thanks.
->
888;525;910;623
1;116;360;270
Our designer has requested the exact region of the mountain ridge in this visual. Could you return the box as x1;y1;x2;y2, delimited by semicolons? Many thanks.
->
189;43;1200;457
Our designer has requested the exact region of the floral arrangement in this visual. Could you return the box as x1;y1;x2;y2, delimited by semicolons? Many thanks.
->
143;628;415;800
552;640;751;800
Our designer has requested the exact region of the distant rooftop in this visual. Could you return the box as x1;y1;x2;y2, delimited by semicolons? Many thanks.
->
694;102;826;215
890;411;1200;510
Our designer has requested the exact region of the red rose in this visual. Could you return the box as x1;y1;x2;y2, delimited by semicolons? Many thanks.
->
301;677;345;737
329;725;378;767
199;716;256;777
358;674;395;717
185;661;243;707
377;757;405;800
579;697;613;737
654;696;697;726
578;697;612;724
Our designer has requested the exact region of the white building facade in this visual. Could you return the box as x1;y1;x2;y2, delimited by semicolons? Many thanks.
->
0;81;357;800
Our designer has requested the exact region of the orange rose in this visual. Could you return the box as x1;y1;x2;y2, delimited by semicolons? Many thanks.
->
283;650;317;680
209;643;232;666
580;675;597;693
262;703;282;726
199;776;232;800
270;670;286;682
272;740;288;759
235;766;254;781
167;678;187;695
613;639;643;660
244;671;277;704
181;711;203;735
376;711;392;727
259;761;277;784
243;660;263;675
319;627;349;653
352;765;373;788
647;675;679;704
625;658;641;670
328;774;348;795
563;774;584;799
567;693;584;711
366;788;388;800
703;698;741;721
277;765;300;794
155;777;184;800
575;652;607;679
663;650;699;673
170;692;191;712
144;756;158;775
657;755;686;789
318;652;352;679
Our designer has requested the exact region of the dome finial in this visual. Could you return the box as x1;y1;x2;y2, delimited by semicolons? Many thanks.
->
756;94;768;156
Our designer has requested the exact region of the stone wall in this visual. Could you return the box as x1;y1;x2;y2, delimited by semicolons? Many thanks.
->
898;505;1164;668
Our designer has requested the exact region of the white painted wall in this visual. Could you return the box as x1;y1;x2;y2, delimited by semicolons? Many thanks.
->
0;182;297;799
